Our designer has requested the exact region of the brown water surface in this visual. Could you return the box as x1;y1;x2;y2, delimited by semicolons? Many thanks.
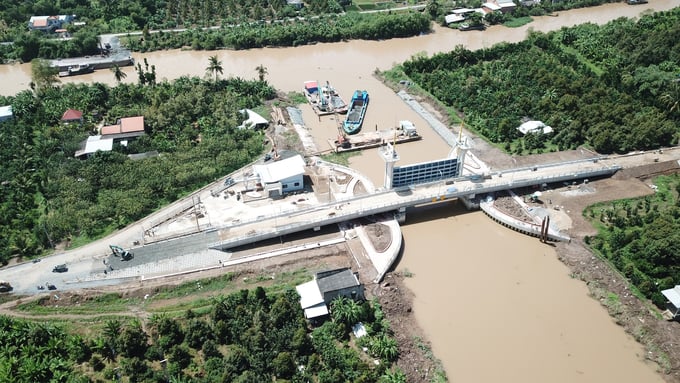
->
0;0;675;96
399;204;663;383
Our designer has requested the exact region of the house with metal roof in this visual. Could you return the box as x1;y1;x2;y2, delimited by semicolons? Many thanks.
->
237;109;269;130
0;106;12;122
75;116;145;158
662;285;680;320
518;120;553;135
28;15;75;32
101;116;145;139
253;154;305;196
296;268;365;320
74;135;114;158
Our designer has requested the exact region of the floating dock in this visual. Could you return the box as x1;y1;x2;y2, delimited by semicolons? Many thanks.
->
328;128;421;153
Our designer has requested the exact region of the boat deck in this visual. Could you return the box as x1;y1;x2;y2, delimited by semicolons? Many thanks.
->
328;129;421;153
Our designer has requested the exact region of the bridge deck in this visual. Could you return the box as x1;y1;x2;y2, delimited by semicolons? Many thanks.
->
200;157;619;251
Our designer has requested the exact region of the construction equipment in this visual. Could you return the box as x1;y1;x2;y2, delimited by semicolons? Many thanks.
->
110;245;134;261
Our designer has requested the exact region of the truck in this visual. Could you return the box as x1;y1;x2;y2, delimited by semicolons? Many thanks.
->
52;264;68;273
398;120;419;137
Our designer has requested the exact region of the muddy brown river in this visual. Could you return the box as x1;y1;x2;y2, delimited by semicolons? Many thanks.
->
1;1;676;381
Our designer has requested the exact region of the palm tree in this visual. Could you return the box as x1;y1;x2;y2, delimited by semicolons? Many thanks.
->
30;59;59;95
331;296;362;326
660;82;680;116
206;55;223;81
255;64;268;82
110;64;127;84
370;334;399;362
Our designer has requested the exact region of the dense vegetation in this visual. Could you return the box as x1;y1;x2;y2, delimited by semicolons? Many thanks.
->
0;0;430;62
585;174;680;308
125;12;432;51
400;8;680;154
0;279;407;382
0;73;274;264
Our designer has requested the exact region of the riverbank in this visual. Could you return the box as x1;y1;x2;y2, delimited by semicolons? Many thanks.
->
384;79;680;380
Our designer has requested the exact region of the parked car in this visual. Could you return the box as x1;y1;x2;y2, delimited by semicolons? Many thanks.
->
458;23;486;31
0;281;12;292
52;264;68;273
626;0;648;4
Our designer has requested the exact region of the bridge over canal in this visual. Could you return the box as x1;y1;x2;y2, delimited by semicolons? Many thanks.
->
130;156;620;260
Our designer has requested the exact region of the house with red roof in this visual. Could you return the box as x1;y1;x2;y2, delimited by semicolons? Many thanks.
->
61;109;83;124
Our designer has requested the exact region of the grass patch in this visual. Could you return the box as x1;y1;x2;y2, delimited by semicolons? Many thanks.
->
151;272;237;300
560;45;604;76
413;336;448;383
503;16;533;28
15;293;139;315
321;150;361;166
66;222;119;251
288;91;307;105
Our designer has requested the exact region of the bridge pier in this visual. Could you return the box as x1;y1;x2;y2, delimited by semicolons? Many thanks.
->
460;196;480;210
395;207;406;223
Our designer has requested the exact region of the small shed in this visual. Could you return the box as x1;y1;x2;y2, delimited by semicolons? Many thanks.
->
74;135;113;158
61;108;83;123
286;0;304;9
481;2;501;12
445;14;466;24
296;268;365;320
238;109;269;130
316;268;365;304
0;106;12;122
518;120;553;135
661;285;680;319
496;0;517;13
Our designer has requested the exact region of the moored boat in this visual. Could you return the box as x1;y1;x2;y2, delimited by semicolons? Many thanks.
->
59;63;95;77
321;81;347;114
342;90;369;135
304;80;347;115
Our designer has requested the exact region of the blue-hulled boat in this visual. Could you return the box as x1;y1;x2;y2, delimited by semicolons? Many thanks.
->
342;90;369;135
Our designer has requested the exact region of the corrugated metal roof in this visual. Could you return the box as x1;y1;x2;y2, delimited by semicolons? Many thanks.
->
296;279;324;309
316;269;360;294
75;135;113;157
304;303;329;319
120;116;144;133
662;286;680;307
253;154;305;184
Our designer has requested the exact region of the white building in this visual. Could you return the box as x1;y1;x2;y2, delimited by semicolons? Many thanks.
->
662;285;680;319
238;109;269;130
296;268;365;320
74;135;114;158
518;120;553;135
253;154;305;196
0;106;12;122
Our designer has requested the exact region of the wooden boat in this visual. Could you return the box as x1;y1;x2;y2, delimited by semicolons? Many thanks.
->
342;90;369;135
